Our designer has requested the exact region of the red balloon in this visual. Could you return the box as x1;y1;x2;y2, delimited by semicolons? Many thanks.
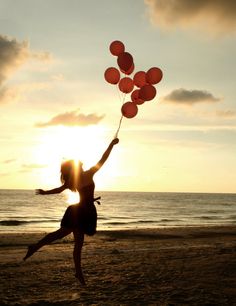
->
121;102;138;119
118;77;134;94
109;40;125;56
117;52;133;72
104;67;120;85
146;67;163;84
121;63;135;75
133;71;147;88
131;89;145;105
139;84;157;101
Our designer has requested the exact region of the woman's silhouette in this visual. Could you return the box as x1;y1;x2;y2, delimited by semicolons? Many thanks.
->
23;138;119;285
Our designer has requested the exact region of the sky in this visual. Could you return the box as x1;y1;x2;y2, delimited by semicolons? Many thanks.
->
0;0;235;193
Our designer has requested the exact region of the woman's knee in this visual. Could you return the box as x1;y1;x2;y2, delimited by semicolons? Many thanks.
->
57;227;72;239
73;230;84;245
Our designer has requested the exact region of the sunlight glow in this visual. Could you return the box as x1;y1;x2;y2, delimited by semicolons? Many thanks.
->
66;189;80;204
33;125;109;187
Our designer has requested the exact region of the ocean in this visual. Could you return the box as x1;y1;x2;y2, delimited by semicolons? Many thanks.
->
0;189;235;233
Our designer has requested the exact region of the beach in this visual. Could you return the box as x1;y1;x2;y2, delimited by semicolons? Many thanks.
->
1;226;236;306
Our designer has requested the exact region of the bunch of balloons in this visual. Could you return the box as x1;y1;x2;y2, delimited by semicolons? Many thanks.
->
104;40;163;119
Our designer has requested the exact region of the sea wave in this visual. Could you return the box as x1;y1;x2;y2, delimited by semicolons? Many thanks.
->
0;220;29;226
0;220;55;226
0;190;235;232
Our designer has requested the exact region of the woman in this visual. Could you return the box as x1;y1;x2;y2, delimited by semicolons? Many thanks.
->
23;138;119;285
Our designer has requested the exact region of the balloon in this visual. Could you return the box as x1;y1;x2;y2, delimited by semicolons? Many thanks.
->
117;52;133;72
121;102;138;119
133;71;147;88
146;67;163;84
104;67;120;85
118;77;134;94
139;84;156;101
109;40;125;56
131;89;145;105
121;63;135;75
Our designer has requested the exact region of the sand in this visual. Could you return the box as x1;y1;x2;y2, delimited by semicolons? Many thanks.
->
0;226;236;306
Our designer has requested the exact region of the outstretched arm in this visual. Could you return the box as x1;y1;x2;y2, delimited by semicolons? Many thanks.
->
91;138;119;173
36;185;66;195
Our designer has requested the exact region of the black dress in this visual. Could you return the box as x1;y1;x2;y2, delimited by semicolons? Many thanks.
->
61;183;97;236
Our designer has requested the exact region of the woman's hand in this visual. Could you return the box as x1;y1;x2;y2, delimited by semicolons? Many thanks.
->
111;138;119;146
35;189;46;195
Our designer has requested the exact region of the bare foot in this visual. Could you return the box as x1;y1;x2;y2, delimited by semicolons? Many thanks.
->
23;244;37;261
75;273;86;286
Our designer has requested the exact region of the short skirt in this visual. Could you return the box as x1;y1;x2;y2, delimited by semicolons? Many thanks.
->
61;203;97;236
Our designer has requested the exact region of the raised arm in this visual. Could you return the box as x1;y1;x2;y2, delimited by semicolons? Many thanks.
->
36;184;66;195
91;138;119;173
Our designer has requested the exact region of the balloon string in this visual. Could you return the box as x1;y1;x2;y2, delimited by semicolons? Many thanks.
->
114;114;123;138
116;84;122;102
114;88;126;138
114;73;126;138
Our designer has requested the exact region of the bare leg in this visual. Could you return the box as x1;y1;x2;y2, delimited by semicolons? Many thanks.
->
23;227;72;261
73;230;85;285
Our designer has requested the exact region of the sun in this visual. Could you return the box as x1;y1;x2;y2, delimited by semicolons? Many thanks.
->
36;125;107;164
33;125;110;187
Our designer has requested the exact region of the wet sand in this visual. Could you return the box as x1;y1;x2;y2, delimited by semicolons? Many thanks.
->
0;226;236;305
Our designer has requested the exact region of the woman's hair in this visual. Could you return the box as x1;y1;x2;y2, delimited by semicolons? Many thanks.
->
60;160;82;191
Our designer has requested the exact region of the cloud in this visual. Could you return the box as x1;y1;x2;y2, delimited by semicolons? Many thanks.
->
20;163;47;173
162;88;221;105
0;172;9;177
2;158;16;164
31;51;52;62
145;0;236;35
0;35;29;86
51;73;65;82
22;163;47;169
0;82;49;105
35;109;105;127
0;86;21;105
215;110;236;119
0;34;52;104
